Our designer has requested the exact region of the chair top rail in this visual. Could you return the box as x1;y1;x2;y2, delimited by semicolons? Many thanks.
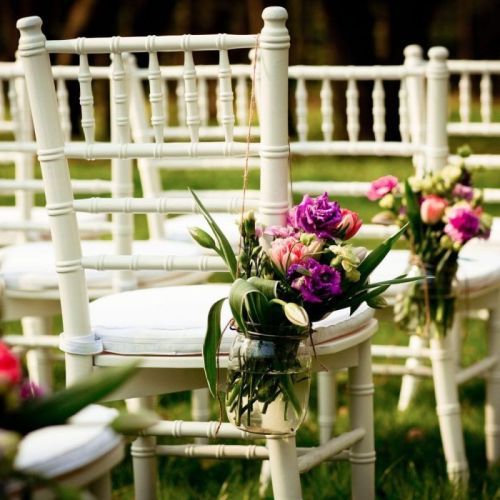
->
447;123;500;136
448;60;500;74
288;65;424;81
450;154;500;169
72;195;259;214
44;34;258;55
63;141;260;160
290;141;420;157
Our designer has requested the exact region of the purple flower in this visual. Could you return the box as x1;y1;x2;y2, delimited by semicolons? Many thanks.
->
287;193;342;239
288;258;342;303
367;175;399;201
452;184;474;201
444;205;481;243
20;380;44;400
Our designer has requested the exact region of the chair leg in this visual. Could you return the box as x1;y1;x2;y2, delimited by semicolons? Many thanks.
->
397;335;425;412
349;338;375;500
486;301;500;466
22;316;53;392
88;472;112;500
127;397;158;500
266;434;302;499
317;371;337;444
429;331;469;485
191;388;210;445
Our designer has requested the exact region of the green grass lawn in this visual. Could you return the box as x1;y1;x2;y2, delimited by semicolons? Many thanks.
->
2;117;500;498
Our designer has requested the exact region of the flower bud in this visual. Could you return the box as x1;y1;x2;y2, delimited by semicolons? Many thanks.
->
440;165;462;184
283;302;310;327
189;227;217;250
336;208;362;240
457;145;472;158
420;195;448;225
440;235;453;249
379;194;395;210
0;430;20;464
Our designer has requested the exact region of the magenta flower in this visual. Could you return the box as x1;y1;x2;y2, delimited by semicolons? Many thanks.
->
367;175;399;201
452;183;474;201
444;205;481;243
20;380;44;400
288;259;342;303
287;193;342;239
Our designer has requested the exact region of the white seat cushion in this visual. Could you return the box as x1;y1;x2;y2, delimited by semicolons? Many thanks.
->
164;213;241;247
15;415;120;478
371;247;500;296
0;239;202;291
489;216;500;242
89;284;374;356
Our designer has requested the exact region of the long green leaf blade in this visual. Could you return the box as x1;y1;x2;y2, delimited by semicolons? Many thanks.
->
404;179;423;245
190;189;238;279
203;297;226;398
4;363;138;434
229;278;269;333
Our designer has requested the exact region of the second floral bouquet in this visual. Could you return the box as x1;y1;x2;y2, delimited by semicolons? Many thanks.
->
368;156;491;337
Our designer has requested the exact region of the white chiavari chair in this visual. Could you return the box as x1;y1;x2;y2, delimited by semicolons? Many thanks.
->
0;61;208;392
269;47;500;484
18;8;378;499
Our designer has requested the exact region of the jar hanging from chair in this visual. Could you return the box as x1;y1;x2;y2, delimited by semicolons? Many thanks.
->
225;327;312;435
394;255;459;337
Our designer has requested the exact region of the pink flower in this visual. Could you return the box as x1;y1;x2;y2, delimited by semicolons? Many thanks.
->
444;204;481;243
0;341;22;386
336;208;362;240
367;175;399;201
420;195;448;225
268;237;310;274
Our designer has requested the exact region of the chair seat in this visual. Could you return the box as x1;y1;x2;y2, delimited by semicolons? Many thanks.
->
14;405;121;478
164;213;241;247
88;284;374;356
0;239;202;292
371;246;500;297
489;216;500;242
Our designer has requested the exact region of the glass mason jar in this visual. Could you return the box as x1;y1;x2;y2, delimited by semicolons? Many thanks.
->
225;329;312;435
394;258;458;337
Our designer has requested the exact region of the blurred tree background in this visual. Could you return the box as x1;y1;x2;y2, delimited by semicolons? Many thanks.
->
2;0;498;140
1;0;499;64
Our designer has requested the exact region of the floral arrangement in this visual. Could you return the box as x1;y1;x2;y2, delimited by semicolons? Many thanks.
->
190;190;412;429
0;342;145;495
368;155;491;336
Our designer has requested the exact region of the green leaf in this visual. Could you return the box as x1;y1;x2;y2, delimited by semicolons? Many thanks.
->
229;278;269;333
111;410;159;434
248;276;279;299
360;275;423;290
355;223;408;285
4;363;138;434
190;189;238;279
203;297;226;398
404;179;423;245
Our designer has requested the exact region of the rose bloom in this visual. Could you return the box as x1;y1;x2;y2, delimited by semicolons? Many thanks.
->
268;237;310;274
367;175;399;201
420;195;448;225
288;258;342;303
336;208;362;239
444;204;481;243
0;341;22;386
287;193;342;239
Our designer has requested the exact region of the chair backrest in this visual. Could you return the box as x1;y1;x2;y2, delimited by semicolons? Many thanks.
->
126;54;260;240
404;46;500;206
17;6;290;383
0;61;113;243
